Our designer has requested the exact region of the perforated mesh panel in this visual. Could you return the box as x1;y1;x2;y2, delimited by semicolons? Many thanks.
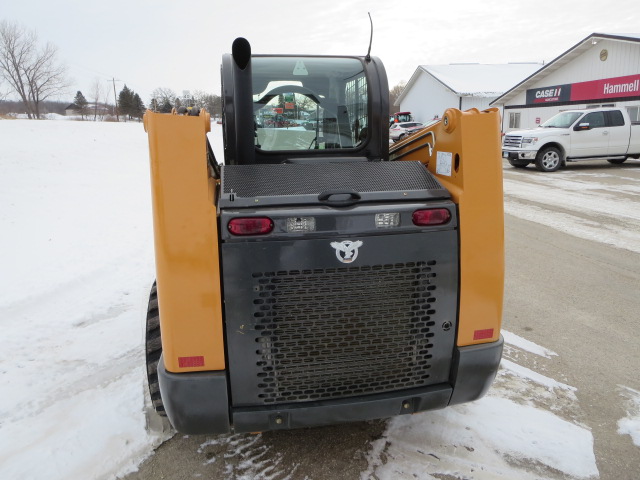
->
222;161;444;197
250;261;439;404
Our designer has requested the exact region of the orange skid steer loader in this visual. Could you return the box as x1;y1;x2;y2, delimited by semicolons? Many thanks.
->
143;38;504;434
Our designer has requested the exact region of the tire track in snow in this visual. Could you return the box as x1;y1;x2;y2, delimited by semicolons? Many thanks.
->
198;434;298;480
0;248;153;424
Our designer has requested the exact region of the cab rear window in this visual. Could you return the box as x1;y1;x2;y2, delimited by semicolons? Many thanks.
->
252;57;369;151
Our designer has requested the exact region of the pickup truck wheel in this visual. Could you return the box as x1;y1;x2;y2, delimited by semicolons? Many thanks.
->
607;158;627;164
508;158;530;168
146;281;167;417
535;147;562;172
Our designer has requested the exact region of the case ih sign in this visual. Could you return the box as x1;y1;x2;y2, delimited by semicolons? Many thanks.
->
526;74;640;105
526;84;571;103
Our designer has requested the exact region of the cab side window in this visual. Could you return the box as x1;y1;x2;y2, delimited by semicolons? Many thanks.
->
607;110;625;127
581;112;605;128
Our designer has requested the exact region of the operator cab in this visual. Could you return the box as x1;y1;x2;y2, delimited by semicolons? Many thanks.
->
221;38;389;165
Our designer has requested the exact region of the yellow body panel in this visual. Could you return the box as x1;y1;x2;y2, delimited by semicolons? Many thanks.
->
390;108;504;346
144;110;225;372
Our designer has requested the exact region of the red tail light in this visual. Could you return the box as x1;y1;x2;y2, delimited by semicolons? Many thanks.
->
228;217;274;236
412;208;451;226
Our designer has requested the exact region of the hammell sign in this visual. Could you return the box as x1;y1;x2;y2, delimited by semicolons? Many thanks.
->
526;74;640;105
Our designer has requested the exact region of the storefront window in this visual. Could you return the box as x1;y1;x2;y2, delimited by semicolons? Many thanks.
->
627;106;640;123
508;112;520;129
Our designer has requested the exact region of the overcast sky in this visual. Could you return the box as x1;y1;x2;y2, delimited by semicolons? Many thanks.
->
2;0;639;104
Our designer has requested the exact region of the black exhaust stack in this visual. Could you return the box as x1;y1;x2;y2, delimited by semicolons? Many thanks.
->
221;37;255;165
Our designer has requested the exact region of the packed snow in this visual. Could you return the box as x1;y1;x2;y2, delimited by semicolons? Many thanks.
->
361;326;597;480
503;168;640;254
499;359;576;393
618;386;640;448
2;118;636;479
502;329;558;359
362;396;597;480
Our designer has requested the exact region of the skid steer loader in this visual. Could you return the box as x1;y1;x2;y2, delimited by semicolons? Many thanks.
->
143;37;504;434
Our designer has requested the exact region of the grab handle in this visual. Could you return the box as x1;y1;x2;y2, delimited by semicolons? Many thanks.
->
318;190;362;207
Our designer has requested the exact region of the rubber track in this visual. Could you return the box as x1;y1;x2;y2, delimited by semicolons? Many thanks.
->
145;282;166;416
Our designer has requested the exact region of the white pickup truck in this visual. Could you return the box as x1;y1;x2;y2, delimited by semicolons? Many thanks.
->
502;107;640;172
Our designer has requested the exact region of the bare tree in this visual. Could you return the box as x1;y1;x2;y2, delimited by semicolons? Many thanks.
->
90;78;103;121
150;87;176;106
192;89;222;118
0;20;68;119
389;82;406;115
102;87;113;120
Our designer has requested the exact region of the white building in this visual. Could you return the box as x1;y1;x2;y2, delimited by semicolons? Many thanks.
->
395;63;542;123
492;33;640;132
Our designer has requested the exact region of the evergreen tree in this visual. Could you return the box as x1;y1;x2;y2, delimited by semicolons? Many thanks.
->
159;98;173;113
118;85;134;121
133;93;145;120
149;98;159;112
73;90;88;119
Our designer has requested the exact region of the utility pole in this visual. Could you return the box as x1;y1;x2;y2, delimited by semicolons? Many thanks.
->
112;77;119;122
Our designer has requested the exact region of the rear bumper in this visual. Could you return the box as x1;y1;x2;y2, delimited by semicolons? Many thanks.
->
158;337;503;434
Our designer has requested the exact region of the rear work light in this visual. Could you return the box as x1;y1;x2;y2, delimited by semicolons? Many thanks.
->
412;208;451;226
286;216;316;233
375;212;400;228
228;217;274;236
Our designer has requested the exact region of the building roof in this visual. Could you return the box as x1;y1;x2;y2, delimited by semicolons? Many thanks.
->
395;63;542;106
490;33;640;106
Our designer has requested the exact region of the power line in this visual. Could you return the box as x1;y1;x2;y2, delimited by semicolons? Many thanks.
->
69;62;114;81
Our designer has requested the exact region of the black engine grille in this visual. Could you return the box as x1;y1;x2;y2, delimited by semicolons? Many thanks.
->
250;262;440;404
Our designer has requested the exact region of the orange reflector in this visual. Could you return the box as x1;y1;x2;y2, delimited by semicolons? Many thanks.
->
178;356;205;368
473;329;494;340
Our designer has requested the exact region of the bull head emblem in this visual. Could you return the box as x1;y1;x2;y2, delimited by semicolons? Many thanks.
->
330;240;363;264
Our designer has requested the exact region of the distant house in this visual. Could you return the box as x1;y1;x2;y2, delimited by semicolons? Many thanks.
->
65;103;80;116
65;102;111;118
395;63;542;123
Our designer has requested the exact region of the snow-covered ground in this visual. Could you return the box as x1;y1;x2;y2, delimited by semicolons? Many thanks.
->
0;120;162;479
0;118;636;479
